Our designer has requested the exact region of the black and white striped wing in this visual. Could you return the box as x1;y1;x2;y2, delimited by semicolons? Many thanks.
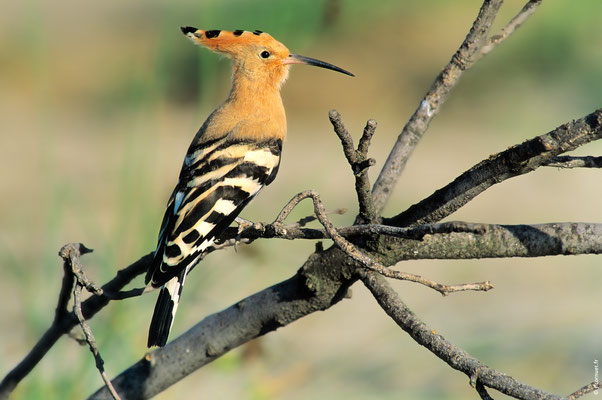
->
146;137;282;288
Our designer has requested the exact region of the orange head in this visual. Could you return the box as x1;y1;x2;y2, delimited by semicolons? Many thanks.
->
181;27;353;89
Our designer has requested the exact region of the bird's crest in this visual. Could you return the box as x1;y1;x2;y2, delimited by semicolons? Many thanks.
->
180;27;287;56
179;26;354;79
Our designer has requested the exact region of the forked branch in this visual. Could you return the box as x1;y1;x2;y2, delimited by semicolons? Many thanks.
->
269;190;494;296
480;0;543;56
546;155;602;168
328;109;378;223
372;0;505;213
61;244;121;400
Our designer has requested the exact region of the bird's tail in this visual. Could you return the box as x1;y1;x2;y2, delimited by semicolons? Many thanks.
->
147;270;187;347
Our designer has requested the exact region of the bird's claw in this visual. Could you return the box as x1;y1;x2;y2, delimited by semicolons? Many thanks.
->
234;217;255;252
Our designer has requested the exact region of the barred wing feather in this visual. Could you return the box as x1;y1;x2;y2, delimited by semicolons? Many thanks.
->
146;137;281;347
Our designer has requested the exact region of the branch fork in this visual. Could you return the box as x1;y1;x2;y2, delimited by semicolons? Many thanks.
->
272;190;494;296
328;109;378;224
59;244;121;400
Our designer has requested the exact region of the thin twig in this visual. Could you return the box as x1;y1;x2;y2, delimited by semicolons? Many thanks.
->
56;245;79;321
358;118;377;159
68;250;102;296
73;284;121;400
328;110;378;223
567;381;600;399
276;190;492;295
273;191;312;224
376;268;493;296
328;109;356;164
476;381;495;400
62;244;121;400
481;0;543;56
354;119;378;224
545;155;602;169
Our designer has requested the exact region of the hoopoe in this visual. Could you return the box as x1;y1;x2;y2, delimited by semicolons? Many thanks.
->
145;27;353;347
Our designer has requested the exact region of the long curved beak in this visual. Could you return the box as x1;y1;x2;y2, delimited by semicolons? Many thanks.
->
284;54;354;77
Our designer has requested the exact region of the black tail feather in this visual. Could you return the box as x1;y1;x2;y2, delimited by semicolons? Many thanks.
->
147;271;186;347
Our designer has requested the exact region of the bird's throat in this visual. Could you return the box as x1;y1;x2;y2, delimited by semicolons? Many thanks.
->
222;76;287;142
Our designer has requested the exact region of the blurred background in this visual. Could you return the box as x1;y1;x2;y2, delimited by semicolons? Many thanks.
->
1;0;601;399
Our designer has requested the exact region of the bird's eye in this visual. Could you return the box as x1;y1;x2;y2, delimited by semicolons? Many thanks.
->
260;50;270;59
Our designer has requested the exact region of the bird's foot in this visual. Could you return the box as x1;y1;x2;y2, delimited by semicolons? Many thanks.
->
234;217;256;252
235;217;256;235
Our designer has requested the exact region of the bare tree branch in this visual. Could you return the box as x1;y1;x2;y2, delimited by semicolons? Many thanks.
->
215;221;602;261
328;109;378;223
7;179;601;399
567;381;600;399
5;217;601;397
480;0;543;56
371;0;504;214
59;244;102;297
378;222;602;263
203;220;488;255
88;250;358;399
386;109;602;227
59;244;121;400
86;216;602;399
375;268;493;296
4;219;602;398
546;155;602;168
476;381;496;400
359;271;568;400
263;190;494;296
73;283;121;400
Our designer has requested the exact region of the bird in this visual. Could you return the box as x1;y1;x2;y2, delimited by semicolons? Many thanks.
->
145;27;353;347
